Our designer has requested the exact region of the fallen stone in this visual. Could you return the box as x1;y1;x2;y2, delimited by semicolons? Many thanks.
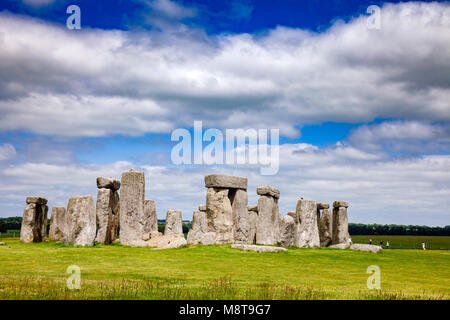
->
150;234;187;249
119;170;146;246
279;215;296;248
256;186;280;199
350;244;383;253
206;187;233;244
329;243;350;249
230;189;248;243
231;244;287;253
26;196;47;205
333;201;349;208
317;202;330;209
164;210;183;235
294;199;320;248
96;177;121;191
65;196;96;246
319;208;333;247
247;210;257;244
49;206;66;242
205;174;247;190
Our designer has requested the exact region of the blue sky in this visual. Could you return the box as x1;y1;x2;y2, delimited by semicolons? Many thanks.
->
0;0;449;226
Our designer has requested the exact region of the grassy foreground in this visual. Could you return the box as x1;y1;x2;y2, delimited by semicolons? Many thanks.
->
0;238;449;300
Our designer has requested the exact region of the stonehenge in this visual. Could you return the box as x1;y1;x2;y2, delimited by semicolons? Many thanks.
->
64;196;96;246
95;177;120;245
19;170;358;252
256;186;281;245
204;174;248;244
20;197;48;243
49;206;66;242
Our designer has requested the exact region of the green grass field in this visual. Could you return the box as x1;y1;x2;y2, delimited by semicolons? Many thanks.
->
352;235;450;250
0;237;449;300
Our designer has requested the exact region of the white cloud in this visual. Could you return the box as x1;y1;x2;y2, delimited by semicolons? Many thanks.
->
0;2;449;138
0;143;16;161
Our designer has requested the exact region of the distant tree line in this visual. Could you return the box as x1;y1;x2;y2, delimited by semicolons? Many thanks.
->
2;217;449;236
349;223;450;236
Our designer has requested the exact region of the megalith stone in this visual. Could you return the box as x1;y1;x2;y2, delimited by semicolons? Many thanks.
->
350;244;382;253
319;208;333;247
65;196;96;246
187;210;210;245
279;215;296;248
332;200;350;245
20;197;48;243
294;199;320;248
206;187;234;244
142;200;158;240
96;177;121;191
153;234;187;249
49;206;66;242
256;195;281;245
198;205;206;212
229;189;248;243
205;174;247;189
164;210;183;235
119;170;146;246
256;185;280;199
95;188;119;244
231;244;287;253
247;209;257;244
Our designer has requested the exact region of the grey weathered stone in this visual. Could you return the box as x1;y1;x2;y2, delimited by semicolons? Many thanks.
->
319;208;333;247
206;187;233;244
96;177;121;191
317;202;330;209
247;205;258;212
231;244;287;253
329;243;350;249
205;174;247;190
119;170;146;246
187;210;208;245
26;196;47;205
279;215;296;248
333;201;348;208
142;200;158;240
164;210;183;235
332;202;349;245
256;186;280;199
350;244;382;253
20;198;48;243
198;205;206;212
230;189;248;243
95;188;119;244
247;210;257;244
294;199;320;248
49;206;66;242
256;195;281;245
152;234;187;249
65;196;96;246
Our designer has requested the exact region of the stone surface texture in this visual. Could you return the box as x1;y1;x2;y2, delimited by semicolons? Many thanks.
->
294;199;320;248
164;210;183;235
279;215;296;248
49;206;66;242
20;197;48;243
205;174;247;189
65;196;96;246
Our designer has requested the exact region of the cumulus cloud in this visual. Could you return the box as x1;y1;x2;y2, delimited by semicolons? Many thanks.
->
0;2;449;138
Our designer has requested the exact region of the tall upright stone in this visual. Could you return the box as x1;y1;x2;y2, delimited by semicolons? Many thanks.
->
319;208;333;247
230;189;248;243
95;177;121;245
187;210;215;245
143;200;158;239
256;186;281;245
247;206;258;244
332;201;349;245
49;206;66;242
279;215;296;248
294;199;320;248
119;169;146;246
206;187;234;244
65;196;96;246
20;197;48;243
164;210;183;235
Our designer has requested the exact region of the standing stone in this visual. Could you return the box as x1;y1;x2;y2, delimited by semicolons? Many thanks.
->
119;170;146;246
230;189;248;243
255;186;281;245
294;199;320;248
279;215;296;248
164;210;183;235
206;187;234;244
332;201;349;245
20;197;48;243
187;210;213;245
65;196;96;246
49;206;66;242
247;208;258;244
142;200;158;240
95;177;120;245
205;174;247;190
319;208;333;247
